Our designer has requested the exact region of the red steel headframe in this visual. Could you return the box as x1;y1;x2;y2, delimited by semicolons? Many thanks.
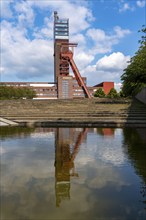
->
60;43;91;98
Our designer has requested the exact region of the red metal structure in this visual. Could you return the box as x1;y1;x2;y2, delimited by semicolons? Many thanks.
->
54;11;91;98
60;43;91;98
55;128;88;206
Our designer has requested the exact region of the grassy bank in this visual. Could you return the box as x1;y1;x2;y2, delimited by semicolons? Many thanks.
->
0;98;146;127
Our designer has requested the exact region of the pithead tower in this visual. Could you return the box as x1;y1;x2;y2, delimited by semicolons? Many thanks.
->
54;11;69;82
54;11;91;98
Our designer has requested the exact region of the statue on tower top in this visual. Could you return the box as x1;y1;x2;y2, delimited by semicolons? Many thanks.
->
54;11;59;20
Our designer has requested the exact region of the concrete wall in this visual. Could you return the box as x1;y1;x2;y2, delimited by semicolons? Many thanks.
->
135;87;146;104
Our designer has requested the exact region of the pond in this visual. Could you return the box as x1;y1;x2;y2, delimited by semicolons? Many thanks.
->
1;127;146;220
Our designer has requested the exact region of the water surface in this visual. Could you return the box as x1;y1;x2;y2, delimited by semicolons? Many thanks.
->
1;127;146;220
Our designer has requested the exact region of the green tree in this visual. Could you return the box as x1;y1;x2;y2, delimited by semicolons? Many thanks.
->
0;86;14;99
15;87;24;99
0;85;36;99
121;26;146;96
94;88;105;98
24;87;37;99
107;88;119;98
119;90;125;97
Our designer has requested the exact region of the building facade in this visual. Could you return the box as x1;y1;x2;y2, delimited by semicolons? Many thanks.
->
0;81;114;99
94;82;115;95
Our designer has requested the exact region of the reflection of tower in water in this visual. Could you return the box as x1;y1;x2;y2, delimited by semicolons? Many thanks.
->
54;128;88;207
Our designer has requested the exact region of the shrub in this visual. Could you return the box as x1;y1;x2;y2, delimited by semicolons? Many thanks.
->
107;88;119;98
0;85;36;99
94;88;106;98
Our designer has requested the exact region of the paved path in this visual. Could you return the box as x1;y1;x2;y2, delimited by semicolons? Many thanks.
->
0;117;19;126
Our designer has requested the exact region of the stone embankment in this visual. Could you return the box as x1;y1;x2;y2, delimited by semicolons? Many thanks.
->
0;98;146;127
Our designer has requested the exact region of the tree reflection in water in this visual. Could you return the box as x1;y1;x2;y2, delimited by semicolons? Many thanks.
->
0;126;35;139
123;128;146;209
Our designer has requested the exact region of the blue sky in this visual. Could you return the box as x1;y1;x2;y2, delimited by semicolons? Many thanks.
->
0;0;146;90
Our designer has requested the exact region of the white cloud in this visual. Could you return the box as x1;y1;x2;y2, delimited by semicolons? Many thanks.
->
136;0;146;8
74;52;94;70
33;17;53;40
86;26;131;54
114;26;131;38
70;34;86;46
120;3;130;11
14;1;35;27
119;3;135;12
115;82;122;92
0;0;13;18
1;21;54;81
96;52;130;71
81;52;130;86
87;28;106;41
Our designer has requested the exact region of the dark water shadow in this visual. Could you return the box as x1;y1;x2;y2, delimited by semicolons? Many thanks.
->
0;126;35;139
126;98;146;126
123;127;146;208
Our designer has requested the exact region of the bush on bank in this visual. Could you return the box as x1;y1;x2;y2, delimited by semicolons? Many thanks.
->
0;85;37;99
94;88;106;98
94;88;120;98
107;88;119;98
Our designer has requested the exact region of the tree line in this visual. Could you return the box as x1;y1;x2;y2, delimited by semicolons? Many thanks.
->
121;26;146;97
0;85;36;99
